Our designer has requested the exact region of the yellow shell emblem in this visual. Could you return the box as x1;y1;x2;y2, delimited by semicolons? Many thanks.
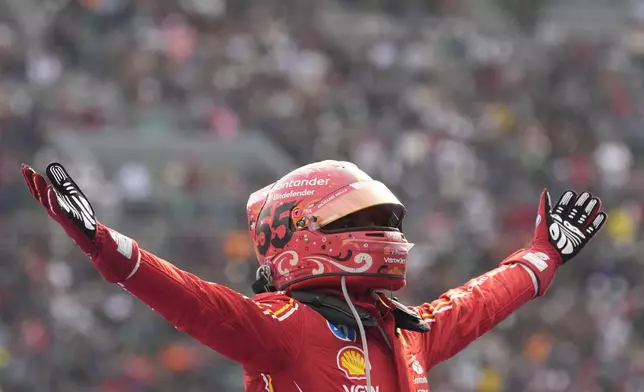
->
337;346;367;380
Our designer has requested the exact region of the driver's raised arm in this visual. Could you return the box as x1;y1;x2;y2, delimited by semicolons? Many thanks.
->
21;163;304;374
411;190;606;367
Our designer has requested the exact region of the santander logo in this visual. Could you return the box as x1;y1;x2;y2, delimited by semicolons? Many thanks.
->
272;178;330;190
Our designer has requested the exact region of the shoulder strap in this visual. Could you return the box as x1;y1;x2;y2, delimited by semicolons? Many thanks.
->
389;298;430;333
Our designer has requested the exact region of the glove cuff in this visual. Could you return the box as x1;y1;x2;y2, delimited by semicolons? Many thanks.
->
92;224;141;283
500;246;562;297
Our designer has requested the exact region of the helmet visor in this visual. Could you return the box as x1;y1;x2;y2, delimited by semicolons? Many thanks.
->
308;181;404;228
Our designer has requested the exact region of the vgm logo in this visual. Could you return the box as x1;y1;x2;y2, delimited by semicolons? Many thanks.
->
342;386;380;392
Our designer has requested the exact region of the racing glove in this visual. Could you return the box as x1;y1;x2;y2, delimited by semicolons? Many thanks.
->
501;189;607;296
21;162;141;283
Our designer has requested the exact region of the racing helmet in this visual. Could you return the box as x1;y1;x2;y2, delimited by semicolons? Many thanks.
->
246;160;413;292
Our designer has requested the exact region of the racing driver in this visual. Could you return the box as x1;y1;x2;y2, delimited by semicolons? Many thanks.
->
21;160;606;391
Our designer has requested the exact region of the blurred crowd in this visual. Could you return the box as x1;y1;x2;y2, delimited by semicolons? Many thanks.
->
3;0;644;391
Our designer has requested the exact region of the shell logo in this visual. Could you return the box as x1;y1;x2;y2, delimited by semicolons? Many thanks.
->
337;346;367;380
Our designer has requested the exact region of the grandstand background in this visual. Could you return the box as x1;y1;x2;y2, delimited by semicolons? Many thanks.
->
1;0;644;390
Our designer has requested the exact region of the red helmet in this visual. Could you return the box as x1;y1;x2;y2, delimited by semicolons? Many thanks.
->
246;160;413;292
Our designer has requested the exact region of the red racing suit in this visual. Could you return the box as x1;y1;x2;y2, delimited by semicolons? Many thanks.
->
93;229;548;392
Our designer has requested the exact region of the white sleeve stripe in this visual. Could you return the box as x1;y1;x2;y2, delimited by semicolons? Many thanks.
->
519;264;539;297
277;305;298;321
124;250;142;281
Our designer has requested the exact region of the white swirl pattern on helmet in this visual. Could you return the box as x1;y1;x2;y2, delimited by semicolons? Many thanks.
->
304;253;373;273
275;251;304;275
274;250;374;276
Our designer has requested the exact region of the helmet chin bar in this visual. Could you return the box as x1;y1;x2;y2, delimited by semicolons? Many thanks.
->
275;272;407;293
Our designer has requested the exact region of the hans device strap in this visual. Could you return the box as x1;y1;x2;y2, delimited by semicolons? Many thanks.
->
289;291;429;333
